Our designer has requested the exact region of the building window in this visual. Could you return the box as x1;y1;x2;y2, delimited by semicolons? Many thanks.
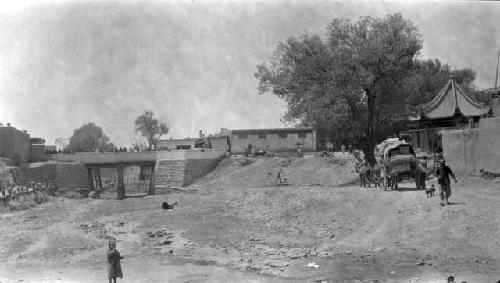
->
278;133;287;138
238;134;247;139
298;132;307;138
258;133;266;139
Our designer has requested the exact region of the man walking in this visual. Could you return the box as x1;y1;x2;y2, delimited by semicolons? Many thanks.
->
435;159;457;206
275;168;283;185
107;239;123;283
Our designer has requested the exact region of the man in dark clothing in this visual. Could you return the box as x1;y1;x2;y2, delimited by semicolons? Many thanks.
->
275;168;283;184
435;159;457;206
107;240;123;283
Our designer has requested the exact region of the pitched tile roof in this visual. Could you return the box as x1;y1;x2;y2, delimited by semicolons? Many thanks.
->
422;79;490;119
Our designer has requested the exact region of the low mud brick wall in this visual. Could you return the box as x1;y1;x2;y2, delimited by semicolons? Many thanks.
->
442;128;479;174
14;162;90;188
442;117;500;175
476;117;500;172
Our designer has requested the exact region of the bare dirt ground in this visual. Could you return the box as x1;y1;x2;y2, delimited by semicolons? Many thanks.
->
1;155;500;282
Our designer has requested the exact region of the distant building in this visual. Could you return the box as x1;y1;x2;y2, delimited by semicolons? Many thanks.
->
207;136;230;150
0;123;52;165
157;138;206;150
29;138;49;162
0;123;31;166
407;78;491;153
230;127;316;154
45;145;57;153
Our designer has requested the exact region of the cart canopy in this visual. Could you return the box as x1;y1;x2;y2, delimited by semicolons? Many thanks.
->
375;138;415;160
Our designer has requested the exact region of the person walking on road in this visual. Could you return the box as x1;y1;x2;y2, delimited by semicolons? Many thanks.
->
435;159;457;206
275;168;283;185
107;239;123;283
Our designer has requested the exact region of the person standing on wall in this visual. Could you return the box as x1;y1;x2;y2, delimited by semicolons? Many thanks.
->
435;159;457;206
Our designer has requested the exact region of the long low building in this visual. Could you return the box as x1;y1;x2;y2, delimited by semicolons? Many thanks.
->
230;127;316;154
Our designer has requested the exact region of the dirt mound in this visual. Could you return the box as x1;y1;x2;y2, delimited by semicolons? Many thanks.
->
192;156;358;190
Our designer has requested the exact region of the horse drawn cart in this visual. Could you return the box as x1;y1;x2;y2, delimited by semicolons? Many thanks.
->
376;138;427;191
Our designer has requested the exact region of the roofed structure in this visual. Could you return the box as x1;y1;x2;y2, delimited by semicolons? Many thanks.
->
421;78;490;119
406;78;491;154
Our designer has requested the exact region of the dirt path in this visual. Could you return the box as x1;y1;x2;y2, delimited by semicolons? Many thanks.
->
1;157;500;282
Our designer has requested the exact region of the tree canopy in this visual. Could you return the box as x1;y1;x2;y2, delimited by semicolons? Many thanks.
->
134;110;169;150
68;122;112;152
256;14;423;164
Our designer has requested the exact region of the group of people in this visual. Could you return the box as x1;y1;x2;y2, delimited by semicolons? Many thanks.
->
326;142;354;155
244;144;274;157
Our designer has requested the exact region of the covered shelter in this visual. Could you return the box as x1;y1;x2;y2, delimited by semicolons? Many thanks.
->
407;78;491;153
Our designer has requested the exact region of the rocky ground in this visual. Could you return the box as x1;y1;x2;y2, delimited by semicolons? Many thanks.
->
0;156;500;282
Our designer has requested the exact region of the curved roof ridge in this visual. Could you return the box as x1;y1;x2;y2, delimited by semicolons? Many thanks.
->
452;80;490;109
422;78;490;119
422;79;452;113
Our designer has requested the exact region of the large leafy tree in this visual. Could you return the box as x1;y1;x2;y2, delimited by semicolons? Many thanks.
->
68;122;111;152
134;110;169;150
256;14;422;164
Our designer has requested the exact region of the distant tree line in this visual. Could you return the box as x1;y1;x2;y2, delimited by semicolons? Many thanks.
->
65;110;169;153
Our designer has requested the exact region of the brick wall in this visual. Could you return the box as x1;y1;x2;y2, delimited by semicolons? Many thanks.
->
0;127;31;166
442;128;479;174
476;117;500;172
30;144;49;162
442;117;500;174
14;162;90;188
155;160;188;188
154;157;223;189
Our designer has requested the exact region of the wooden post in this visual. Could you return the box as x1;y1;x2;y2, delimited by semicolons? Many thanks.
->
87;167;95;191
117;167;125;200
148;165;155;195
96;168;102;198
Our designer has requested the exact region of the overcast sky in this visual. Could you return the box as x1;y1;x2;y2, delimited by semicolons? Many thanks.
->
0;0;499;146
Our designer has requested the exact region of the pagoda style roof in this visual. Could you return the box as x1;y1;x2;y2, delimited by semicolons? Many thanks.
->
421;79;490;119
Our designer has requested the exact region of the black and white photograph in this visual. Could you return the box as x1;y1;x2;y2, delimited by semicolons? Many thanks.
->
0;0;500;282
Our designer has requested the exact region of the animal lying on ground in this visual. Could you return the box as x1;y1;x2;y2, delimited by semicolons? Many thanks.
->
479;169;500;179
162;202;177;210
426;184;436;198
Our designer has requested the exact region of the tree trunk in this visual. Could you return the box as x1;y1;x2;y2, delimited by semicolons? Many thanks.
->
365;89;378;166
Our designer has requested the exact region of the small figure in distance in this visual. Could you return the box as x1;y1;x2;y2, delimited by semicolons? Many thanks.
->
274;168;283;185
